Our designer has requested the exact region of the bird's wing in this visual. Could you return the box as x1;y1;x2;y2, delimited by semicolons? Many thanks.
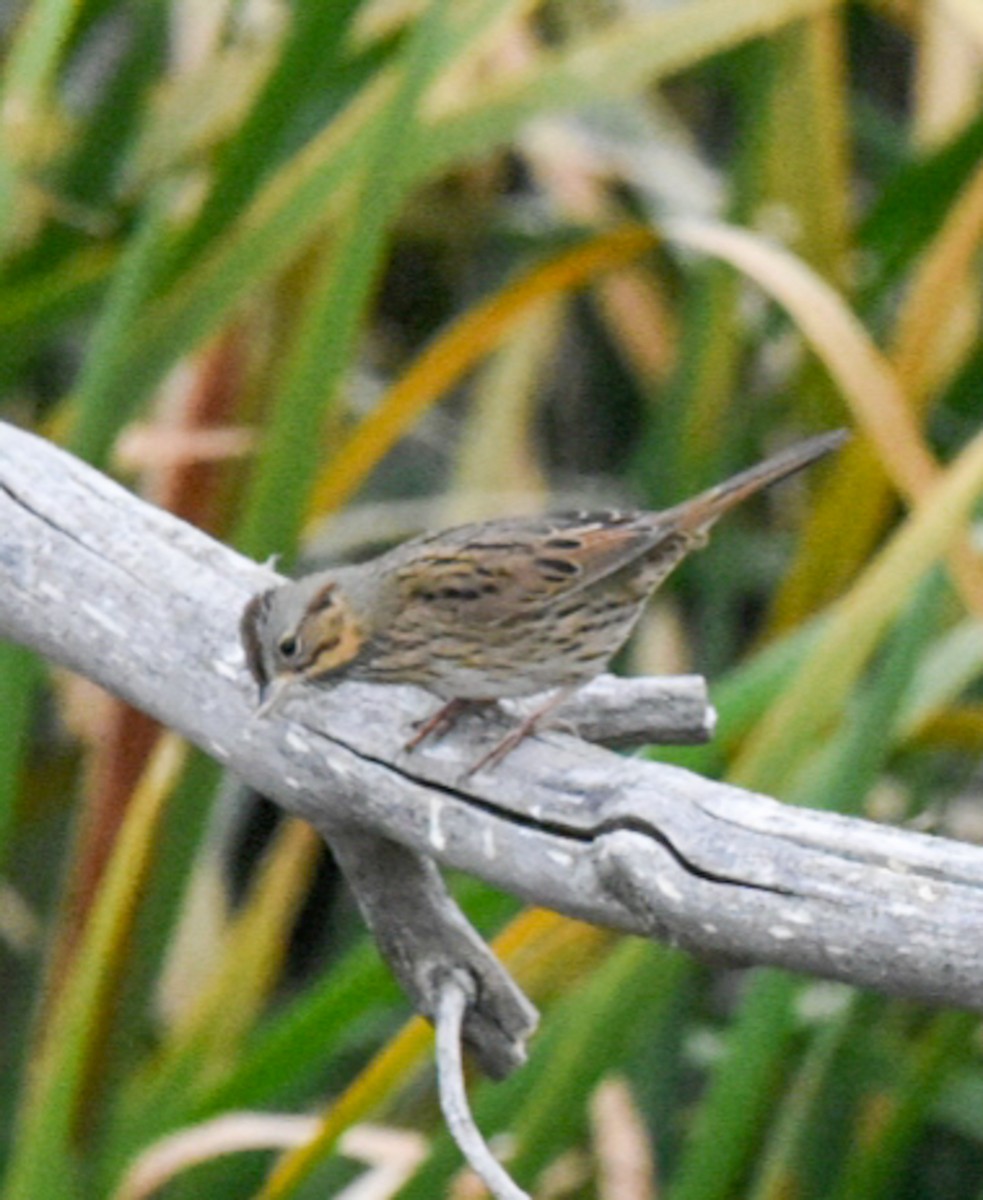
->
390;512;672;624
382;432;850;627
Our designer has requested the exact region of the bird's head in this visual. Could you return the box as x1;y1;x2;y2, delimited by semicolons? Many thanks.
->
240;573;367;717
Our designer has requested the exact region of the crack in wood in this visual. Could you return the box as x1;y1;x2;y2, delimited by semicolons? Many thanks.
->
298;721;804;902
0;479;151;590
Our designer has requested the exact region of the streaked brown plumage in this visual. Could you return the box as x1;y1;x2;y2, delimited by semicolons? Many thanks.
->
242;430;847;769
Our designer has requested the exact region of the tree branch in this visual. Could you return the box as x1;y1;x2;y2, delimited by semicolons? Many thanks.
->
3;422;983;1080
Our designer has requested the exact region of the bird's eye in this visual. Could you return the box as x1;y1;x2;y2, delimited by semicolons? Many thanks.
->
278;635;299;659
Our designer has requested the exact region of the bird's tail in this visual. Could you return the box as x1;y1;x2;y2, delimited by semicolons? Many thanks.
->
661;429;850;536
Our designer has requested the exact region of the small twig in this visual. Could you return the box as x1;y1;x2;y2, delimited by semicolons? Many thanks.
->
435;970;530;1200
532;672;713;747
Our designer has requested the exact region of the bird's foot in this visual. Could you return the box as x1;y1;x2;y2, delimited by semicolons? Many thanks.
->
405;698;493;751
465;689;573;775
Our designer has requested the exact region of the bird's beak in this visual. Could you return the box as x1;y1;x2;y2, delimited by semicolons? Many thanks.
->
254;675;294;720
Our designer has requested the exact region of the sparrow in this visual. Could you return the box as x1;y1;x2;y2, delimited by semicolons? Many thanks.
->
242;429;847;771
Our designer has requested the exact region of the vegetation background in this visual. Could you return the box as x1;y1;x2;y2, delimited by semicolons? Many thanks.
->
3;0;983;1196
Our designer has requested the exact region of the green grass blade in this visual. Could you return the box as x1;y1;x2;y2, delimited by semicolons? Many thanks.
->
2;737;186;1200
791;569;947;812
666;969;802;1200
831;1012;979;1200
508;941;689;1186
0;645;43;876
69;187;178;467
0;0;82;259
415;0;838;181
234;0;458;561
745;992;883;1200
733;428;983;794
173;0;369;271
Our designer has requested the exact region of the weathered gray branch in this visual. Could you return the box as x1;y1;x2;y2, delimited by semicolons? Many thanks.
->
3;422;983;1072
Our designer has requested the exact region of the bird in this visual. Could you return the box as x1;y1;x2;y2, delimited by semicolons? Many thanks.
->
241;429;848;772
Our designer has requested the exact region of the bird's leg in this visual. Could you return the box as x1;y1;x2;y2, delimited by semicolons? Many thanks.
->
466;688;575;776
405;698;493;751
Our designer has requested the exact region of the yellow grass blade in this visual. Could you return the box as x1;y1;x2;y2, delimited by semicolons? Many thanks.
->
664;217;926;491
891;155;983;402
937;0;983;47
304;225;657;524
443;300;558;524
758;13;849;280
4;735;187;1200
256;1014;433;1200
159;820;321;1074
731;426;983;794
663;216;983;621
